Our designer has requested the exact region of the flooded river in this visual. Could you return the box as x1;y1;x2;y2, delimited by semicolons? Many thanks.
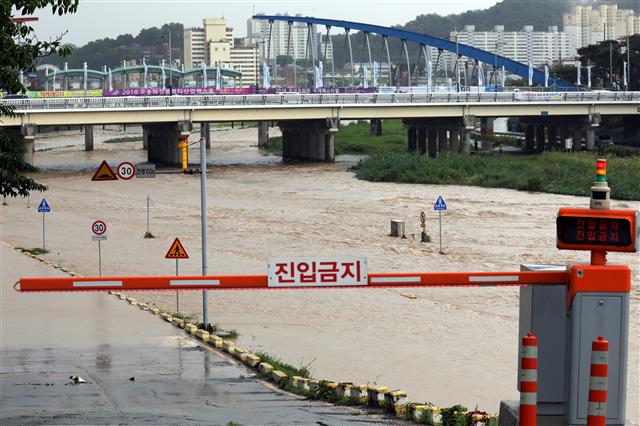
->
2;126;638;419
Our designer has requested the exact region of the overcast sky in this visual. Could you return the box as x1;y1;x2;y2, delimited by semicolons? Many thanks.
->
28;0;500;46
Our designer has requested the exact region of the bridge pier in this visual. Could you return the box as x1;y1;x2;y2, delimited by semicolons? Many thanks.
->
20;124;37;165
200;122;211;149
524;125;535;151
417;128;427;155
407;127;417;152
449;128;460;153
623;115;640;141
547;126;558;150
480;117;494;135
438;129;448;152
84;125;94;151
144;121;192;166
258;121;269;148
427;128;438;158
370;119;382;136
535;125;546;153
572;127;583;151
585;127;595;151
278;119;336;162
404;118;468;158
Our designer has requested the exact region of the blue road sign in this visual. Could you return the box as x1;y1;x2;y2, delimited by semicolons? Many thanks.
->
37;198;51;213
433;195;447;211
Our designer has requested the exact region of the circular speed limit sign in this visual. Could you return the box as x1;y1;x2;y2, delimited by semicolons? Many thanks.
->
420;211;426;224
116;161;136;180
92;220;107;235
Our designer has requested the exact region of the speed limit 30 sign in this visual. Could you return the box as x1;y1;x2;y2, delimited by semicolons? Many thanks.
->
92;220;107;236
117;161;136;180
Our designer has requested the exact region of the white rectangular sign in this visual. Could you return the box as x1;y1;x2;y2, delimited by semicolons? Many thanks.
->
136;164;156;178
91;235;107;241
268;257;368;287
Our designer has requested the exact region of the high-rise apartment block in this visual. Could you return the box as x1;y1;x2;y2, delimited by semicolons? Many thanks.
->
448;25;571;68
563;4;639;52
183;18;257;87
247;14;330;63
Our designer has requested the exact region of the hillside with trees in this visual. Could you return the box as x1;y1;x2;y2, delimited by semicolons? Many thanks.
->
43;23;183;69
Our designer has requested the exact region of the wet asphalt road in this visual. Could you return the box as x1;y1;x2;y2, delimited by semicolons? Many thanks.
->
0;243;398;425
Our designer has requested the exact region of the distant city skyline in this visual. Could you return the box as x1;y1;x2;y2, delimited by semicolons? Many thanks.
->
27;0;500;46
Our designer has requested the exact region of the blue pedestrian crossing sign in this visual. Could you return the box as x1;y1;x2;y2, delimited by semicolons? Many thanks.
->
433;195;447;211
37;198;51;213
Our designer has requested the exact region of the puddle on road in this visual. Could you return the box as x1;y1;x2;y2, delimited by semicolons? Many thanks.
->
157;335;199;349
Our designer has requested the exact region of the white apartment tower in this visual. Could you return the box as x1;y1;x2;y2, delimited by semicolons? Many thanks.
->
183;18;258;87
563;4;639;52
247;14;329;63
448;25;571;69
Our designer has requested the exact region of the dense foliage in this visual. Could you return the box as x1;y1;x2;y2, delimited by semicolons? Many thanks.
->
550;35;639;90
354;152;640;201
44;23;183;69
1;0;78;198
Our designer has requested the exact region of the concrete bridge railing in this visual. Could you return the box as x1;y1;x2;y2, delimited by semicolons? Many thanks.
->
2;91;639;111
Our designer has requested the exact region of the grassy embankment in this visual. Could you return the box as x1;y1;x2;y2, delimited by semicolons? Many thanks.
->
264;120;640;201
354;152;640;200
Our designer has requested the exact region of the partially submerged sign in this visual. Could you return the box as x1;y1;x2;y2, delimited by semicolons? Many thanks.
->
136;163;156;178
37;198;51;213
433;195;447;211
268;257;368;287
91;160;117;181
165;238;189;259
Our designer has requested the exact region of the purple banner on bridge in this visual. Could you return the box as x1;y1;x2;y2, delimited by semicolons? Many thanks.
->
265;87;377;94
102;88;255;97
101;87;378;97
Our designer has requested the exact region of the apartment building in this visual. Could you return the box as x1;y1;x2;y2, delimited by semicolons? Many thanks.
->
447;25;571;69
183;18;258;87
247;14;330;63
563;4;639;52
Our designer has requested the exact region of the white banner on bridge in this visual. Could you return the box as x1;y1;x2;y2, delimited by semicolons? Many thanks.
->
268;257;368;287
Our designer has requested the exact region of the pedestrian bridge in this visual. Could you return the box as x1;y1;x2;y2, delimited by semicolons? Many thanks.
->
1;92;638;126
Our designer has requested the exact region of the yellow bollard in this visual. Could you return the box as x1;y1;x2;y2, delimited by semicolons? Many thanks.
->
178;138;188;172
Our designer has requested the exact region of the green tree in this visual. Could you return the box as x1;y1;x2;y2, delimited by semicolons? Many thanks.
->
1;0;78;199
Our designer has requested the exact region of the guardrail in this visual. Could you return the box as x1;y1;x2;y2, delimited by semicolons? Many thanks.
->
2;91;639;111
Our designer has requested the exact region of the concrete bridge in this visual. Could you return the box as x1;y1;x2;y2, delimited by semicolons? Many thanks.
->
2;92;639;165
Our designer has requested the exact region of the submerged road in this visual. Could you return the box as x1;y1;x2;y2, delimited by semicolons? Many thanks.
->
0;242;398;425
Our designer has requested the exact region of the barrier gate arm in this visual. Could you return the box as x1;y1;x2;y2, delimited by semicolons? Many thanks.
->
14;270;570;292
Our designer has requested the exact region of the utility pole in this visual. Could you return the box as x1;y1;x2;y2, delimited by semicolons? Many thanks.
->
627;32;631;91
169;30;173;95
494;40;499;92
609;41;613;89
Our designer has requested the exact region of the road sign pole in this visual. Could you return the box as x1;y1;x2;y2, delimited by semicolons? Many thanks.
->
98;239;102;277
146;195;150;235
176;259;179;316
439;210;443;254
42;212;45;250
200;137;209;327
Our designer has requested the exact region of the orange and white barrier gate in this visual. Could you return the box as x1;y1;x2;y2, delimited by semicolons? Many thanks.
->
14;270;569;292
519;332;538;426
14;159;638;425
587;336;609;426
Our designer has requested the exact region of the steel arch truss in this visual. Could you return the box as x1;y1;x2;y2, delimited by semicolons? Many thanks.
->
253;15;577;91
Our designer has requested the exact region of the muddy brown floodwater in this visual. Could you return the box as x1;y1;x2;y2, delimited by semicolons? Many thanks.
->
1;126;638;420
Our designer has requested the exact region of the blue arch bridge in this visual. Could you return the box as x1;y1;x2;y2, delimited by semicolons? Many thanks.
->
252;15;577;91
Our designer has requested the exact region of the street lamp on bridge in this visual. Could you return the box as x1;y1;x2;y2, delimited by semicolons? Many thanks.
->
161;31;173;95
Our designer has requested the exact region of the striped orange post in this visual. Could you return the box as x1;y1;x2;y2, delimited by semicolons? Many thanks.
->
587;336;609;426
519;332;537;426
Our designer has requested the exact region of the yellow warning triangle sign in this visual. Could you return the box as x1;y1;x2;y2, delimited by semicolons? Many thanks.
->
91;160;118;181
165;238;189;259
